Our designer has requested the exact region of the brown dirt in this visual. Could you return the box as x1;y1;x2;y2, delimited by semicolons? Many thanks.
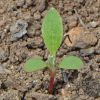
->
0;0;100;100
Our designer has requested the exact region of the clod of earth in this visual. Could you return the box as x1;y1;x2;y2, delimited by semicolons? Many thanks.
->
0;46;9;62
10;19;28;41
0;64;5;74
0;64;11;74
80;47;95;56
65;27;97;48
80;77;100;98
25;91;57;100
88;21;99;28
38;0;47;12
0;89;20;100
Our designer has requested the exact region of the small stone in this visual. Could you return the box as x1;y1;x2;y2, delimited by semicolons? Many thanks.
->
34;21;41;30
23;12;33;23
26;42;37;49
58;1;63;10
69;19;78;28
43;50;49;60
95;39;100;54
7;4;17;12
80;95;89;99
26;37;43;49
42;80;49;90
0;9;5;14
10;19;28;41
79;77;100;98
0;80;2;88
3;78;14;89
0;64;5;74
67;16;78;28
16;0;25;7
38;0;47;12
0;89;20;100
89;21;98;28
76;0;86;4
27;25;35;37
0;46;9;62
95;55;100;63
0;20;6;27
35;30;41;36
27;25;35;38
25;0;33;7
25;91;57;100
80;47;95;56
79;88;84;95
34;11;41;20
64;3;73;12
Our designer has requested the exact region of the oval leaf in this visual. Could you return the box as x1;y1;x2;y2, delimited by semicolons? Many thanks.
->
42;7;63;56
24;57;46;72
59;56;83;69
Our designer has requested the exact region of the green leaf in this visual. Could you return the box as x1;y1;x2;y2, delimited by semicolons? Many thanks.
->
24;57;46;72
42;7;63;56
59;56;83;69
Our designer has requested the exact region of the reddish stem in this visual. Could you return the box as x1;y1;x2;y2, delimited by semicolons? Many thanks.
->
49;74;55;94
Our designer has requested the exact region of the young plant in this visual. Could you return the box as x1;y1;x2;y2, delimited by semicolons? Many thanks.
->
24;8;83;94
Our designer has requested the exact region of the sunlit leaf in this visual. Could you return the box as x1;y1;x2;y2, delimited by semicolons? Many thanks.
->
42;7;63;56
24;57;46;72
59;56;83;69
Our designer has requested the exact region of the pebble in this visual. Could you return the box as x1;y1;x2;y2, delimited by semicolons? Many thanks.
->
80;47;95;56
25;0;34;7
0;46;9;62
62;71;69;83
23;12;33;23
80;77;100;98
0;80;2;88
57;49;66;57
0;89;20;100
38;0;47;12
34;21;41;30
79;88;84;95
34;11;41;20
0;64;5;74
26;37;43;49
16;0;25;7
10;19;28;41
0;20;6;27
76;0;86;4
80;95;89;100
25;91;57;100
43;50;49;60
0;9;5;14
3;77;14;89
26;42;38;49
68;16;78;28
88;21;98;28
27;25;35;37
95;39;100;54
95;55;100;63
35;30;41;36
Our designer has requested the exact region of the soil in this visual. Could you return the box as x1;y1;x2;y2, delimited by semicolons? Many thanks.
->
0;0;100;100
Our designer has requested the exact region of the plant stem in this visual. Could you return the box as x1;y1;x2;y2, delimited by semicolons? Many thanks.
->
49;73;55;94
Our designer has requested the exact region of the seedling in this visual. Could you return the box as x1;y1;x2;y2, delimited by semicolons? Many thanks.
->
24;8;83;94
